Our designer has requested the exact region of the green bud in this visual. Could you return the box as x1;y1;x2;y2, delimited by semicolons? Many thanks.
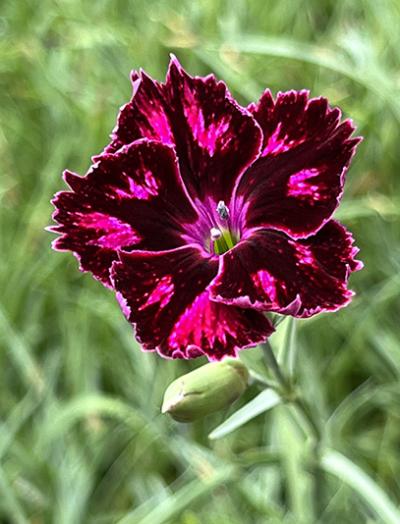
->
161;359;249;422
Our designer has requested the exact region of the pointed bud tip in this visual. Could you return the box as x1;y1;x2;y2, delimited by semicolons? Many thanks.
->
161;385;185;414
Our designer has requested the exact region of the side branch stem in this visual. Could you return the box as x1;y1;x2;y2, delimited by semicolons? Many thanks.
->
262;340;289;393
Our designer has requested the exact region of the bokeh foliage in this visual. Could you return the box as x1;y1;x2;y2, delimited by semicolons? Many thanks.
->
1;0;400;522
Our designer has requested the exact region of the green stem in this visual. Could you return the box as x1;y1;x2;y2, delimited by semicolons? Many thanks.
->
292;397;322;443
262;340;290;393
262;341;325;519
248;369;278;390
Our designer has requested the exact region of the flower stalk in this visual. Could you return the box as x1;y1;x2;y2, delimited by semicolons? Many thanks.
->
262;340;325;518
262;341;322;439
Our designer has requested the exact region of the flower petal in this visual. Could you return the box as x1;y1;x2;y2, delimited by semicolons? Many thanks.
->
111;245;274;360
104;70;174;154
105;56;262;203
51;139;198;286
209;221;363;317
163;56;262;203
235;90;361;238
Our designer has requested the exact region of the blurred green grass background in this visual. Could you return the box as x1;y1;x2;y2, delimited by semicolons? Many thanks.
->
1;0;400;522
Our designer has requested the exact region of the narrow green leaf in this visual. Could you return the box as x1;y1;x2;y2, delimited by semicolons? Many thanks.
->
193;48;262;101
117;467;235;524
39;395;148;448
336;197;400;220
0;467;29;524
0;393;40;461
0;304;44;394
219;35;400;120
209;389;281;440
321;449;400;524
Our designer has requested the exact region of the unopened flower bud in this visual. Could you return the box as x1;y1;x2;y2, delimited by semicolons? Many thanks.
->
161;359;249;422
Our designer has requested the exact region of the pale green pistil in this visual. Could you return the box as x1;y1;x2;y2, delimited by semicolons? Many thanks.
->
212;227;238;254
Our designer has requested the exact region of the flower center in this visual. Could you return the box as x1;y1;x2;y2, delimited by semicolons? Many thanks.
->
210;201;238;255
211;227;238;254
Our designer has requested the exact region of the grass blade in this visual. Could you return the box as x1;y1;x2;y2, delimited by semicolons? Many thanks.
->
39;395;149;448
219;35;400;120
118;467;235;524
321;449;400;524
0;467;29;524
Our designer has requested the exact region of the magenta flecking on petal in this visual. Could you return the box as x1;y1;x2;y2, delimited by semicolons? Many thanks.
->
236;89;361;239
209;221;363;317
104;55;263;206
51;139;200;286
110;245;274;360
50;55;362;360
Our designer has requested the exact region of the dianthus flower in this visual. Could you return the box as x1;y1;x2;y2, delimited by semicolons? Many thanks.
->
51;56;362;360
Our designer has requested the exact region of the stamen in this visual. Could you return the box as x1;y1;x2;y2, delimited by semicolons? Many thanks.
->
216;201;230;220
210;227;222;241
210;203;238;255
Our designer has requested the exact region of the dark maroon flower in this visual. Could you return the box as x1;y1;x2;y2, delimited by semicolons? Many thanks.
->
51;56;362;360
